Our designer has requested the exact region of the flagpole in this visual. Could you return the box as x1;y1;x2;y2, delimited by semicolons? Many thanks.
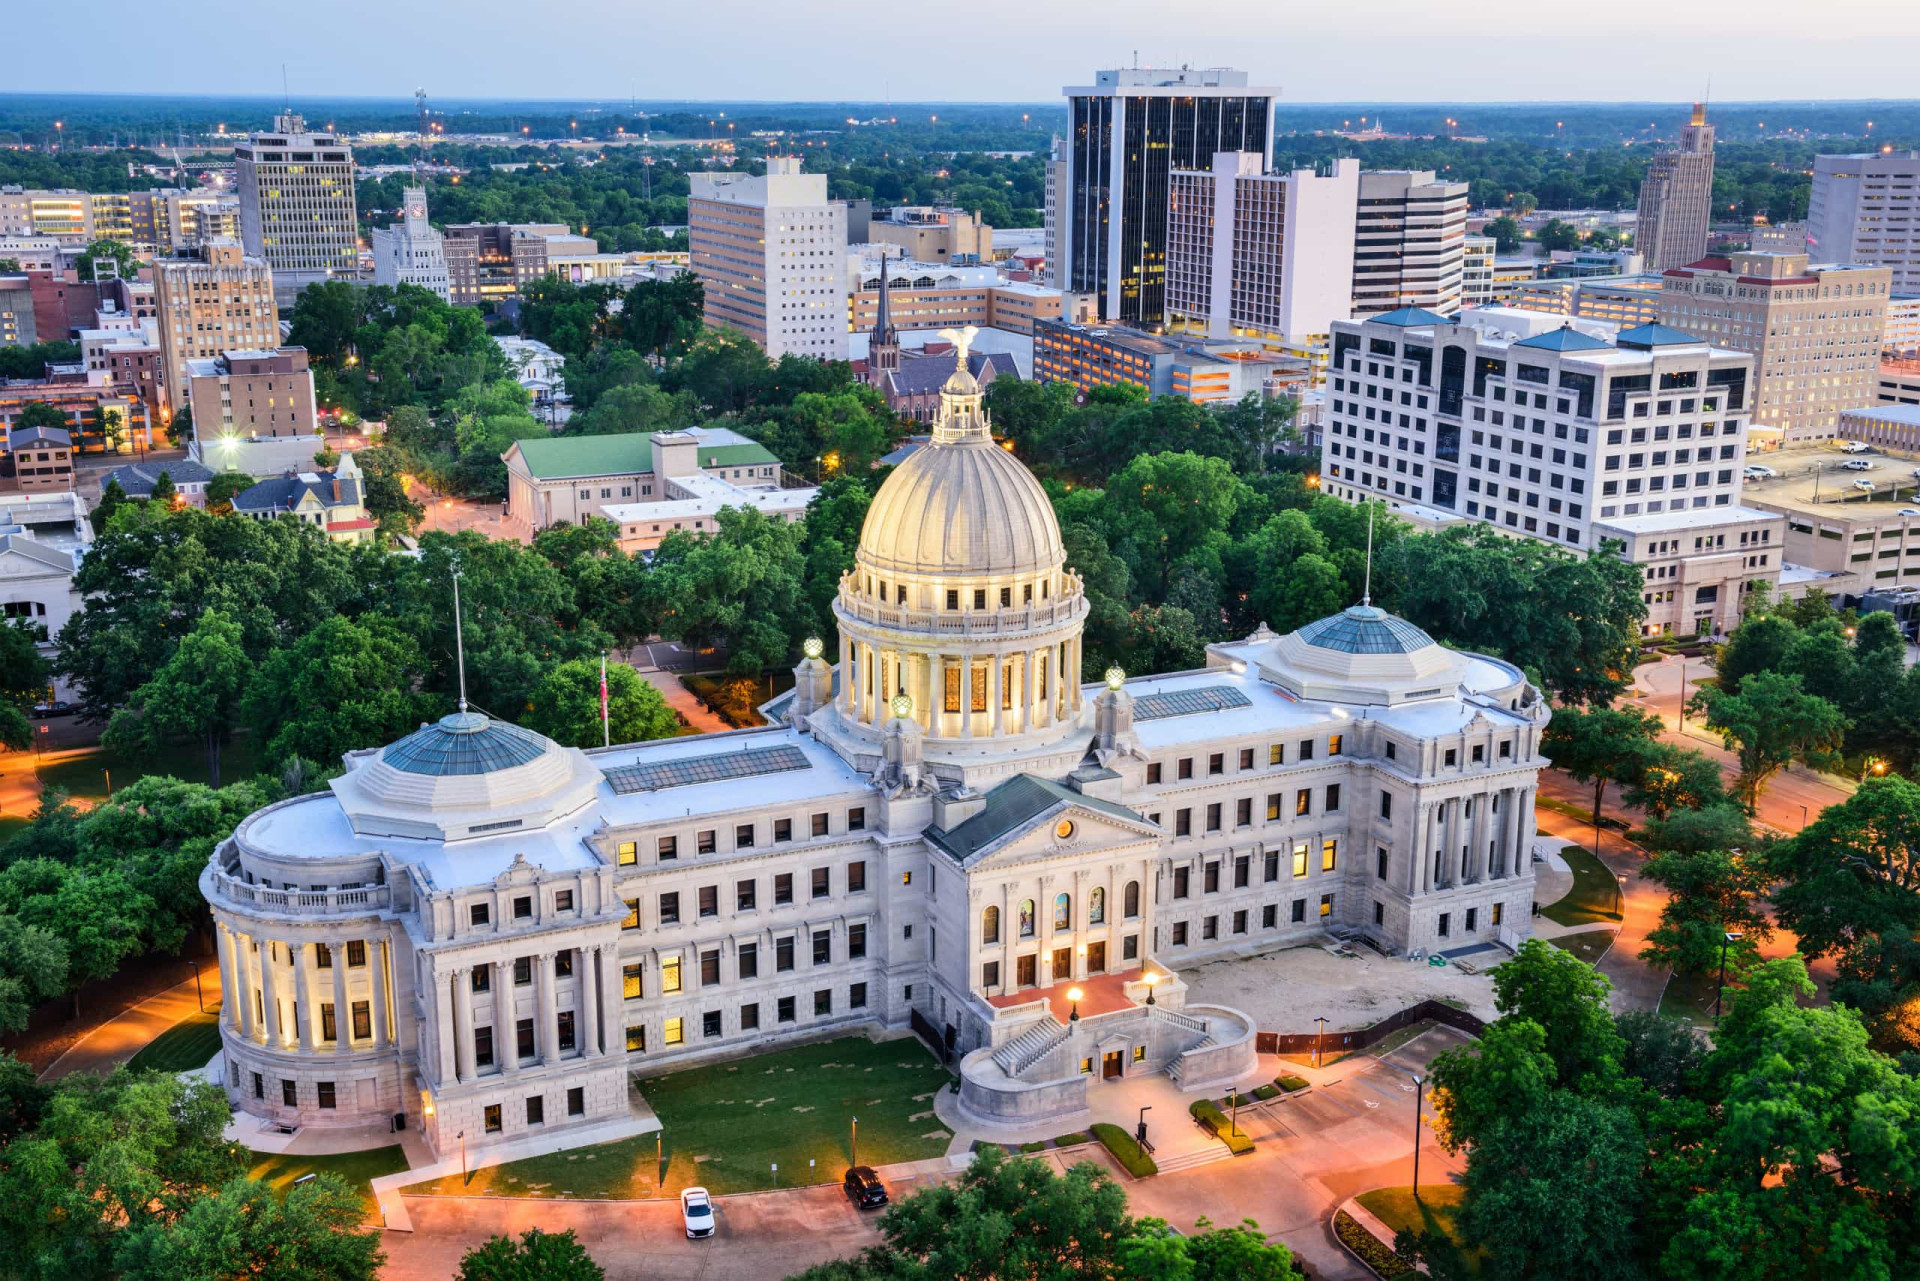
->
600;651;611;748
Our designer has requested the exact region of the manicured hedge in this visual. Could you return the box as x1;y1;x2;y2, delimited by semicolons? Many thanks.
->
1333;1209;1419;1280
1189;1099;1255;1155
1019;1140;1047;1153
1275;1074;1309;1092
1053;1131;1091;1147
1089;1122;1157;1176
1252;1083;1282;1101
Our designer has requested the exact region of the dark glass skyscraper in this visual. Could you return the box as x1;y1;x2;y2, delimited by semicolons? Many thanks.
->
1059;69;1276;325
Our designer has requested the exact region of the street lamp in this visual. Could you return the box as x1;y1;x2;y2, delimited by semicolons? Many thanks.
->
1409;1072;1427;1200
1067;986;1083;1023
1313;1015;1329;1068
459;1130;468;1184
1136;1104;1152;1146
851;1115;858;1170
1142;971;1158;1006
1713;930;1744;1022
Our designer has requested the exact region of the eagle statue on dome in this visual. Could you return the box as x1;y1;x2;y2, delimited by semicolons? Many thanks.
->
937;324;979;371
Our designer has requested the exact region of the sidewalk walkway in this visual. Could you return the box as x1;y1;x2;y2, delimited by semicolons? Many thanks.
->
633;666;730;735
40;968;225;1082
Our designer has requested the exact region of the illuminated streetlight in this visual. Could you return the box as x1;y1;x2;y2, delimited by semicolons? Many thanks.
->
1067;986;1083;1023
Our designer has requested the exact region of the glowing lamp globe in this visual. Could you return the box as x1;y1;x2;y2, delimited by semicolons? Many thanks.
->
889;694;914;719
1104;666;1126;690
801;636;824;660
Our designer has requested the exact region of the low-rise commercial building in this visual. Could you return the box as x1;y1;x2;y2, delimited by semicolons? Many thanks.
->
1836;403;1920;451
1879;359;1920;406
1886;294;1920;358
1032;319;1297;405
867;206;993;264
444;223;569;307
186;348;317;442
1507;273;1665;327
6;426;74;492
1590;506;1783;637
102;458;218;506
502;427;789;537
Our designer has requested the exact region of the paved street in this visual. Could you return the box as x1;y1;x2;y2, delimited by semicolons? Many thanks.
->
40;970;222;1081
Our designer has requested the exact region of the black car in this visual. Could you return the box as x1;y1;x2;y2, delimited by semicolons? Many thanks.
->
843;1165;888;1209
32;701;73;718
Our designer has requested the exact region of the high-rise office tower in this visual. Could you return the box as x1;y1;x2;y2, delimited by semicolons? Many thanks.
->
1635;104;1716;272
152;240;279;416
1807;150;1920;294
1351;171;1470;317
1059;67;1277;324
372;187;452;302
1659;250;1891;445
689;157;847;360
1043;137;1069;289
235;113;358;285
1164;153;1359;343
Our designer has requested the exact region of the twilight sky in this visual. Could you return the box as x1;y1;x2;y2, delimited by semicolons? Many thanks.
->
13;0;1920;103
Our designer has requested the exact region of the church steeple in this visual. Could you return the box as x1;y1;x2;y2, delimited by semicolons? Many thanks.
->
868;248;900;381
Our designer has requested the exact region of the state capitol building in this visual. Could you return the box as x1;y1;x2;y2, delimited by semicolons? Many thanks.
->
202;342;1550;1156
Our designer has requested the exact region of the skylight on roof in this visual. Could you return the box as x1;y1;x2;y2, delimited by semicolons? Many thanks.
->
602;744;812;794
1133;686;1253;721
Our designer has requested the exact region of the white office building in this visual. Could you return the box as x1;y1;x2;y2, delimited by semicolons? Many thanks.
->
689;157;847;361
235;113;358;293
1351;171;1470;318
202;340;1548;1157
372;187;452;302
1462;236;1496;309
1164;154;1359;344
1808;150;1920;295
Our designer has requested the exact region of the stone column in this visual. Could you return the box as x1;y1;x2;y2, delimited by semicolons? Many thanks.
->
537;951;560;1064
1409;804;1430;896
989;652;1004;735
960;650;974;737
1441;799;1459;888
233;931;258;1041
600;944;623;1056
331;940;351;1053
452;966;474;1081
1019;650;1034;733
1515;786;1536;877
290;941;314;1051
1069;636;1082;711
575;947;597;1058
432;966;456;1084
1034;649;1050;727
920;652;935;732
369;939;390;1049
1469;792;1489;882
844;642;860;716
214;926;236;1032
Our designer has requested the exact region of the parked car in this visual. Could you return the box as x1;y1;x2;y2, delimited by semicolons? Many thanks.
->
32;700;73;718
1843;459;1878;471
1744;463;1780;479
681;1186;715;1239
1900;508;1920;517
1852;480;1877;492
844;1166;888;1209
1841;441;1872;454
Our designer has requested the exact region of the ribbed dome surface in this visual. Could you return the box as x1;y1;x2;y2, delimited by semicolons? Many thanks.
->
1297;605;1437;656
382;712;550;776
857;436;1066;579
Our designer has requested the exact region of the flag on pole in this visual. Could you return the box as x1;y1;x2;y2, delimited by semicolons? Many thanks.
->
600;653;611;748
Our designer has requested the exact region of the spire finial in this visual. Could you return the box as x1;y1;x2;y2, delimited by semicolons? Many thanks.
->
451;566;469;713
1362;504;1375;608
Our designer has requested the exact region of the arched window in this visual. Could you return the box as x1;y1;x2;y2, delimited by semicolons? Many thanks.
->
1053;893;1071;931
1124;881;1140;919
982;905;1000;945
1018;899;1035;938
1088;887;1105;925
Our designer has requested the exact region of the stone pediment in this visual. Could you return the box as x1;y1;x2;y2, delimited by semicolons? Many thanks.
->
928;773;1159;870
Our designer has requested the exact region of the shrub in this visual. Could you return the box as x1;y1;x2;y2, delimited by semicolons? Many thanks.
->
1019;1140;1047;1153
1089;1122;1157;1177
1252;1083;1281;1101
1275;1073;1309;1092
1189;1099;1255;1155
1334;1208;1418;1279
1052;1131;1091;1147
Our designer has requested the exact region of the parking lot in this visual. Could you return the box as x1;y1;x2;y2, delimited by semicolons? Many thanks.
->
1739;443;1920;509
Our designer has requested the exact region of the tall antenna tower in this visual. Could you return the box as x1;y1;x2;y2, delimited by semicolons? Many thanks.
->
416;87;430;140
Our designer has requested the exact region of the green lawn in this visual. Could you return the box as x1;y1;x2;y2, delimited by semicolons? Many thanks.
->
1357;1184;1480;1274
0;814;30;841
248;1146;410;1213
407;1035;954;1200
128;1008;223;1073
1548;928;1616;966
1658;970;1724;1026
1540;845;1623;927
37;738;261;802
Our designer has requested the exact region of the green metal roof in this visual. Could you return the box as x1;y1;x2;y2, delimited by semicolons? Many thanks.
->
511;432;778;480
1614;323;1704;350
1514;325;1613;352
926;774;1151;864
1365;306;1454;328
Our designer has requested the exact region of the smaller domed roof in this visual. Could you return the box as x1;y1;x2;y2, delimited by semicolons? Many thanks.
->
1297;605;1437;656
382;712;550;777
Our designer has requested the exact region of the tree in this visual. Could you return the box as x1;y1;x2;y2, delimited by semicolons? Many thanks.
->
203;471;254;515
96;407;126;454
115;1174;384;1281
89;475;130;535
1490;937;1624;1092
649;505;808;676
1698;669;1848;811
1613;1008;1704;1098
0;618;50;750
1620;741;1728;819
0;1068;243;1277
147;469;176;507
243;616;441;769
102;608;250;786
525;658;678;748
1639;846;1773;975
0;860;153;1016
0;1050;49;1142
1635;801;1752;856
1537;218;1581;251
1769;776;1920;1052
1482;215;1522;252
1541;704;1664;826
16;401;70;433
1104;451;1249;599
1429;1016;1557;1152
457;1228;604;1281
73;238;137;283
0;914;68;1035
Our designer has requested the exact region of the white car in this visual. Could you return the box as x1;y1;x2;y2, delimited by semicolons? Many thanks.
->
1901;508;1920;517
1852;479;1876;492
1840;441;1871;454
1744;464;1779;479
681;1186;715;1239
1843;459;1878;471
